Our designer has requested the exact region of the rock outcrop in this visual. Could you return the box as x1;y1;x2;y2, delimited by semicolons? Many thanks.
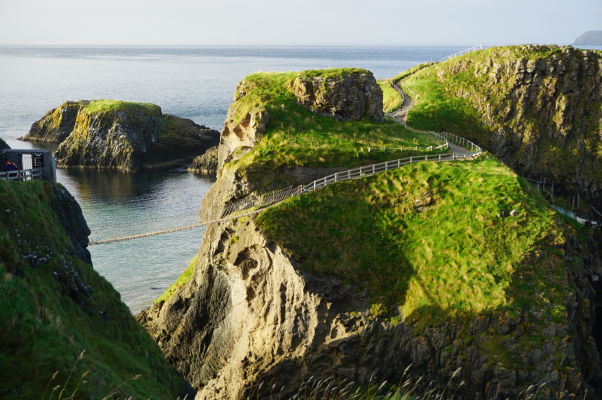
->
217;80;270;170
23;100;219;172
188;146;218;176
0;137;9;150
139;65;602;400
400;45;602;211
24;101;88;142
0;180;188;398
288;69;384;122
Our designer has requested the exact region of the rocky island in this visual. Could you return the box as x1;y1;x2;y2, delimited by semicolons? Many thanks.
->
23;100;219;172
137;47;602;399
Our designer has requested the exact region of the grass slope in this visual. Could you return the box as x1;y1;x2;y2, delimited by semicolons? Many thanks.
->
378;80;403;113
257;156;577;326
0;180;185;399
228;70;446;182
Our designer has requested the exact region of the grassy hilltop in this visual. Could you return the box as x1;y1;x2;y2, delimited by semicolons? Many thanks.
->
223;69;446;186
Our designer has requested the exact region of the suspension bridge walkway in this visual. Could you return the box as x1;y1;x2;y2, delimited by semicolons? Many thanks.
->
88;46;488;246
89;129;482;246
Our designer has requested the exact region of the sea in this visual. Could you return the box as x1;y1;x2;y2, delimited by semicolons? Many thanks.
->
0;45;526;313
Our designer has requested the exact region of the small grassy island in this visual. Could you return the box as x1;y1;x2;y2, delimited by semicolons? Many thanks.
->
23;99;219;172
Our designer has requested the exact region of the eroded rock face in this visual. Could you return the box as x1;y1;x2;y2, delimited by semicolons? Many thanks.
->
24;101;89;143
287;70;384;122
139;207;602;400
217;107;269;172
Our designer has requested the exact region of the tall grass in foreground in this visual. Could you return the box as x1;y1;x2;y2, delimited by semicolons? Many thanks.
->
248;366;590;400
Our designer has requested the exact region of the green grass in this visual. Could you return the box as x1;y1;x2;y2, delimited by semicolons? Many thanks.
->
256;156;575;322
378;80;403;113
82;100;161;116
0;180;185;399
225;70;447;186
155;253;198;304
396;45;602;190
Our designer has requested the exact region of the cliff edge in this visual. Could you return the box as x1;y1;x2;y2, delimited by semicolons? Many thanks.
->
0;180;188;398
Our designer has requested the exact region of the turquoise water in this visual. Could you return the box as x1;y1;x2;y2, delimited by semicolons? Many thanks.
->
0;45;469;312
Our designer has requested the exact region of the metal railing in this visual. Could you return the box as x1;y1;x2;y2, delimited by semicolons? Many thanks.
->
0;168;43;181
367;143;449;152
201;131;482;225
440;44;483;62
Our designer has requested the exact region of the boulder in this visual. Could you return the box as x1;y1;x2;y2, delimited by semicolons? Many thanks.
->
287;69;384;122
188;146;218;176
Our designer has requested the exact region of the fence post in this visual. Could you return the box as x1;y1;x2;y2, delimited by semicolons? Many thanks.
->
372;165;375;174
438;154;441;161
410;156;413;163
313;181;316;191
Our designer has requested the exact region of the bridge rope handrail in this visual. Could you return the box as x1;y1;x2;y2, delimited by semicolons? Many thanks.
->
89;87;483;246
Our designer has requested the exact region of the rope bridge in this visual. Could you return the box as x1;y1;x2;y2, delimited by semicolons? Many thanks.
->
89;131;482;246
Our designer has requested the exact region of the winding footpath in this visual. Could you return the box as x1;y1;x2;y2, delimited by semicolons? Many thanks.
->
89;85;481;246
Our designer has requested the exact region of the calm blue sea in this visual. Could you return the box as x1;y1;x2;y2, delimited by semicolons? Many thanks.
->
0;45;476;312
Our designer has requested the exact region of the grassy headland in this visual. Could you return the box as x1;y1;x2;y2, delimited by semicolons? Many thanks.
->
0;180;185;399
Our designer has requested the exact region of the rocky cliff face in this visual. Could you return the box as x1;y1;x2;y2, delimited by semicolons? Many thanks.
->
0;137;9;150
139;183;602;400
288;69;384;122
24;100;219;172
24;101;89;143
139;65;602;400
401;45;602;211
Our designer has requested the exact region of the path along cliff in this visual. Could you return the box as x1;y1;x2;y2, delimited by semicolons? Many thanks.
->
138;59;602;400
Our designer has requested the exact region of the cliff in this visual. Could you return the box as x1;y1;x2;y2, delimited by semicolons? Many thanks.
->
138;66;602;399
0;180;188;398
394;45;602;212
0;138;9;150
574;31;602;46
23;100;219;172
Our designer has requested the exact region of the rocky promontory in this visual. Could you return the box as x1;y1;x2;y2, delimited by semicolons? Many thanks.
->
138;64;602;399
397;45;602;212
23;100;219;172
287;68;384;121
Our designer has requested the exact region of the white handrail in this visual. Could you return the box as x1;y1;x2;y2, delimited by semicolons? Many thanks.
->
0;168;43;181
440;44;483;62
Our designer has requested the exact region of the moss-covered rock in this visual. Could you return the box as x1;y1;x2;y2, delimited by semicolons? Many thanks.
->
23;101;89;143
25;100;219;172
396;45;602;211
0;180;189;399
287;68;384;122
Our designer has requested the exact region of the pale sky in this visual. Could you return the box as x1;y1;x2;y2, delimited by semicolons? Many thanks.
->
0;0;599;46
